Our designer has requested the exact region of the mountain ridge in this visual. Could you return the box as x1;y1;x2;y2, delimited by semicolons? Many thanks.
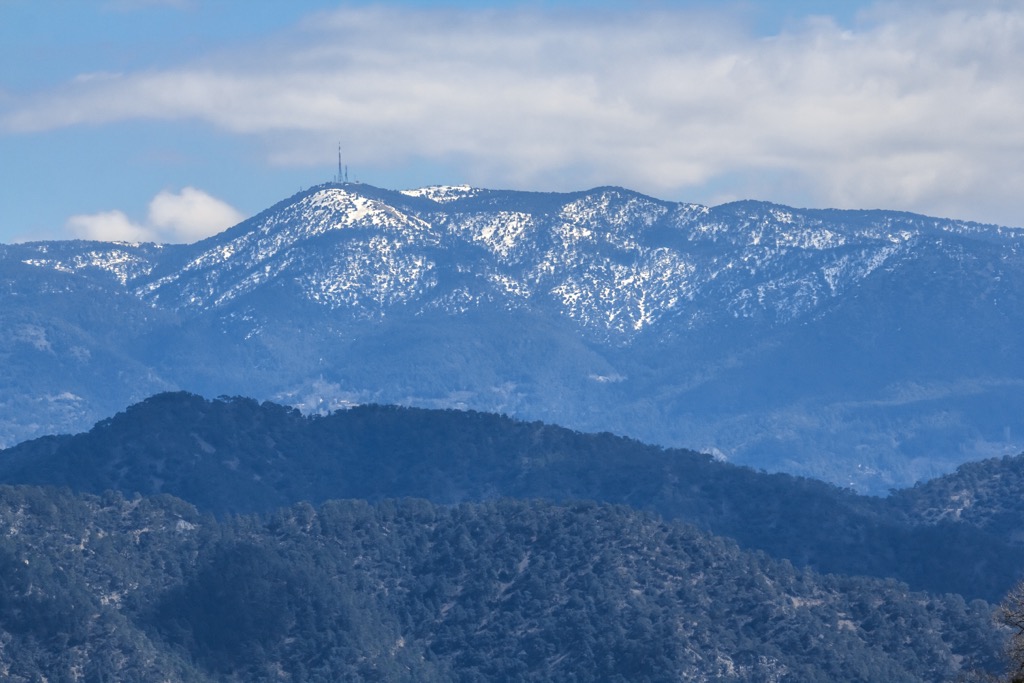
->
3;391;1021;601
3;182;1023;492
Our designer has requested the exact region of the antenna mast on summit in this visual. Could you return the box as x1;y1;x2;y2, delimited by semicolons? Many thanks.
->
337;143;354;183
335;143;350;183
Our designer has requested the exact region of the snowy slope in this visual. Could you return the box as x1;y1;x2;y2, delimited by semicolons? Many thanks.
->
4;182;1024;492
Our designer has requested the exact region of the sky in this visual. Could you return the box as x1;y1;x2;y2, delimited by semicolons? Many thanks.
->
2;0;1023;243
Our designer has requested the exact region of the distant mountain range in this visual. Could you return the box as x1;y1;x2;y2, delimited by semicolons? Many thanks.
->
3;182;1024;492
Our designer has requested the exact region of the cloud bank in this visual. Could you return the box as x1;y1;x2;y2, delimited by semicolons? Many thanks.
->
67;187;245;243
6;1;1024;225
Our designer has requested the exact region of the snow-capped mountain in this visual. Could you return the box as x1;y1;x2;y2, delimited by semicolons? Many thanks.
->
4;182;1024;492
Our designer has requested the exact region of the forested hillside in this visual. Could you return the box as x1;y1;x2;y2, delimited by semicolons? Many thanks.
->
890;454;1024;542
0;485;1003;682
2;392;1022;601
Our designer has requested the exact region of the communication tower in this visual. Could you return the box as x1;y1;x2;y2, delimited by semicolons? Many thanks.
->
336;143;349;183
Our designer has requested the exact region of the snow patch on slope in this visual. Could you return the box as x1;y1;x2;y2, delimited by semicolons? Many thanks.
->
401;185;482;203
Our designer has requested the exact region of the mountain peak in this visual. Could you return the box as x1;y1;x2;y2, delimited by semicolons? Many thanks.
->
5;184;1024;494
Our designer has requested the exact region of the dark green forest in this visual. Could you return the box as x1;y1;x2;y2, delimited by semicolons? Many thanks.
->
890;453;1024;537
0;486;1004;682
3;392;1022;601
2;393;1024;680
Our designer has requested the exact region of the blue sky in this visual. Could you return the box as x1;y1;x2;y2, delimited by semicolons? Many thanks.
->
2;0;1022;243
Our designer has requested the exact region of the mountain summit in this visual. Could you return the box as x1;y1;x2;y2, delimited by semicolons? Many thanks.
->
4;182;1024;492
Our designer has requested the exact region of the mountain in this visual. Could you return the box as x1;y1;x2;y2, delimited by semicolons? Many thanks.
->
3;392;1022;601
4;182;1024;492
0;485;1003;682
890;452;1024;541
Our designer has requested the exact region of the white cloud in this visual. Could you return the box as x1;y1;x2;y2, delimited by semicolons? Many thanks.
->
66;188;245;243
148;187;246;243
66;210;154;242
9;1;1024;225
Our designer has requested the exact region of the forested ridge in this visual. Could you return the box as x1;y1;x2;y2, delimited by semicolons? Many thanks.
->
0;486;1003;682
890;453;1024;540
2;392;1022;601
